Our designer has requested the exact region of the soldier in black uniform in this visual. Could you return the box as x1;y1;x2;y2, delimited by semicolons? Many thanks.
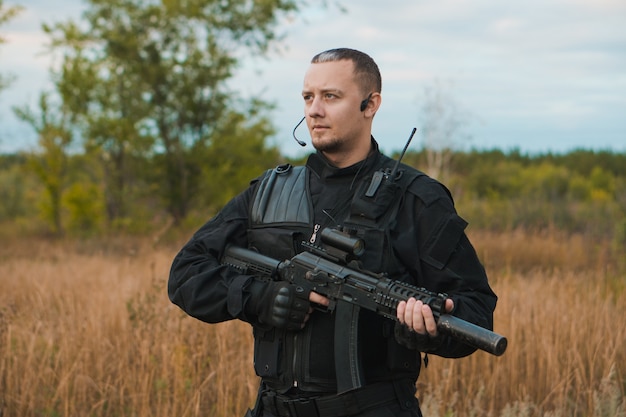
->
168;48;497;417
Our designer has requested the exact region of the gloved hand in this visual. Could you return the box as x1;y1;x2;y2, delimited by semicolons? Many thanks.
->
246;279;312;331
394;322;443;352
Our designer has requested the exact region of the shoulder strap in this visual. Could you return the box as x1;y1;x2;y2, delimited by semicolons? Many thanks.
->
250;164;311;225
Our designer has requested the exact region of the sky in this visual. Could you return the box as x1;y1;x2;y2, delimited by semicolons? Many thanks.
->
1;0;625;158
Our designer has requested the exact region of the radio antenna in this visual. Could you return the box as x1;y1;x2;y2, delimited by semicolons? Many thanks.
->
365;127;418;198
390;127;417;178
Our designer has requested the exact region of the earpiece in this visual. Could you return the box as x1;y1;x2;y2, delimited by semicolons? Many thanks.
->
360;93;373;112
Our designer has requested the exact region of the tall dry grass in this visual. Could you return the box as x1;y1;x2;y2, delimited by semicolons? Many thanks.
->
0;231;624;417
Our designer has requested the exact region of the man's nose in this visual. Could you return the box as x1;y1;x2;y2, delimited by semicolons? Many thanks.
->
307;97;324;117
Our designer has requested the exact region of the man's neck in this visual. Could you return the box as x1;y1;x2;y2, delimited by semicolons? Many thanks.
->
321;136;374;168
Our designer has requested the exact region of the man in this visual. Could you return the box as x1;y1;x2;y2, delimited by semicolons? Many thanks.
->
168;48;497;417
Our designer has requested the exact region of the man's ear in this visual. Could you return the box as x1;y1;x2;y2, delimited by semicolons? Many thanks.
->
363;92;381;116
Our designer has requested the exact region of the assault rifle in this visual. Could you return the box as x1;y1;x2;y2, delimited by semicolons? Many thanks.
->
222;227;507;393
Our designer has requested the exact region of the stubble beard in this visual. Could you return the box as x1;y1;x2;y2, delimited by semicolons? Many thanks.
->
311;130;351;155
312;137;343;154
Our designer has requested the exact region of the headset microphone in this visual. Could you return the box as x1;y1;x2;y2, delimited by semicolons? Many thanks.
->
292;116;307;147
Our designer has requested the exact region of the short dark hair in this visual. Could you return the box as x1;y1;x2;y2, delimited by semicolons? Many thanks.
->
311;48;382;95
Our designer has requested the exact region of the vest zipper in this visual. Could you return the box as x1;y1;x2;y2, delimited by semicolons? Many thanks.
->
293;332;299;388
287;224;319;390
309;224;321;244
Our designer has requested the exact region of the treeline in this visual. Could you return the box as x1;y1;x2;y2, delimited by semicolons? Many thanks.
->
0;140;283;237
1;147;625;247
404;148;626;245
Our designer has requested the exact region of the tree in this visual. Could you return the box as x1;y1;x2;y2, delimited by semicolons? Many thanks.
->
44;0;308;226
14;93;73;235
0;0;22;92
417;79;473;182
201;105;282;211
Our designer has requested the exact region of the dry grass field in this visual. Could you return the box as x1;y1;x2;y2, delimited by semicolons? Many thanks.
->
1;230;624;417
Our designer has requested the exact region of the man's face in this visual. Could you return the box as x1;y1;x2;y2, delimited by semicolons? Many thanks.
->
302;60;370;155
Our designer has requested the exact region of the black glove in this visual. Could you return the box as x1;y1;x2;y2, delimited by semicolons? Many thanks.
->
246;279;311;331
394;322;443;352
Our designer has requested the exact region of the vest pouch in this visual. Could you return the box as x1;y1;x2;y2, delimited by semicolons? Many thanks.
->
352;227;387;273
350;175;401;222
252;327;282;378
383;321;420;377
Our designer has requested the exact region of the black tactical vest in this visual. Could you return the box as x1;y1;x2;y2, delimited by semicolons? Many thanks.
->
247;158;425;392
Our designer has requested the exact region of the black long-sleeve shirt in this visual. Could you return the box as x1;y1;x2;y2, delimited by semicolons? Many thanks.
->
169;143;497;391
